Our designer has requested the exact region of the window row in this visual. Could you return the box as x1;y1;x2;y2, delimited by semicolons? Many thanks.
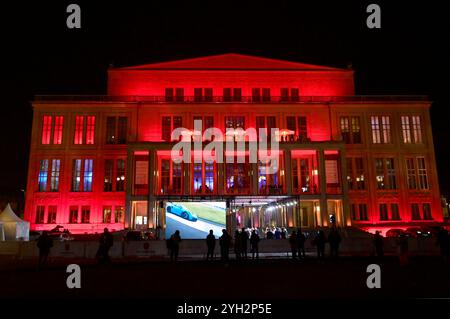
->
34;205;124;224
350;203;433;221
164;88;300;102
340;115;423;145
346;156;429;191
37;159;126;193
41;115;127;145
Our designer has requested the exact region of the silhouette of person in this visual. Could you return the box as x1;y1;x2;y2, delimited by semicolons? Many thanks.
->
250;230;260;259
313;230;326;259
219;229;231;261
266;228;274;239
240;228;249;259
37;231;53;268
328;228;341;258
206;230;216;261
289;231;298;259
234;230;242;260
96;227;114;264
397;233;409;266
297;228;306;259
170;230;182;262
373;231;384;258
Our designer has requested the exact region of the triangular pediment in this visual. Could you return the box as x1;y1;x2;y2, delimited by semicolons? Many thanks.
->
119;53;344;71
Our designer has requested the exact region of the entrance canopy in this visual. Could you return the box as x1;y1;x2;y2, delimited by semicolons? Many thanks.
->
0;204;29;241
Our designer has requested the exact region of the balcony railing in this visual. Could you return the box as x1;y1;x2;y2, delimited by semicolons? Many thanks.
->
34;95;429;103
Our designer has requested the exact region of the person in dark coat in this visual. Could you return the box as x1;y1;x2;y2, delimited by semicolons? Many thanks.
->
313;230;326;259
234;230;242;260
37;231;53;268
328;228;342;258
373;231;384;258
266;228;274;239
436;227;449;263
96;227;114;264
250;230;260;259
169;230;182;262
240;228;249;259
206;230;216;261
274;228;282;239
297;228;306;259
219;229;231;261
289;231;298;259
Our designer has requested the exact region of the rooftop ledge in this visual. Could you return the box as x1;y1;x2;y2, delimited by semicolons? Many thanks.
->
33;95;429;103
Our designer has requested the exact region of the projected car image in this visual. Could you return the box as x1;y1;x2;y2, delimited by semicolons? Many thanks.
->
166;203;198;221
165;201;226;239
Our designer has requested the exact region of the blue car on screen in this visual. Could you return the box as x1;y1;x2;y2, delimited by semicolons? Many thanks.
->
166;203;198;222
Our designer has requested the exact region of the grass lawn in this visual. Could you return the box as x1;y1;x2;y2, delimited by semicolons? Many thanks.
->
182;202;226;225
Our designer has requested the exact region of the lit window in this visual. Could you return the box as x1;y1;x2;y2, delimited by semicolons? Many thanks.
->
53;116;64;144
417;157;428;190
83;159;93;192
69;206;78;224
81;206;90;223
50;159;61;192
115;206;124;224
74;115;95;144
38;159;49;192
41;116;52;144
375;158;396;190
47;206;57;224
401;115;423;144
406;157;429;190
103;206;112;223
72;159;93;192
340;116;361;144
371;115;391;144
35;206;45;224
116;159;126;191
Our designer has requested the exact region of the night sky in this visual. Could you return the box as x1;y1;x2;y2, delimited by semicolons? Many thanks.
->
0;1;448;197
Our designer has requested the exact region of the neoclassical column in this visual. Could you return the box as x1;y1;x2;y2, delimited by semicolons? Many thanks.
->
318;149;328;227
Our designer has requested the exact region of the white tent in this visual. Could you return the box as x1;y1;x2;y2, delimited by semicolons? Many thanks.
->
0;204;29;241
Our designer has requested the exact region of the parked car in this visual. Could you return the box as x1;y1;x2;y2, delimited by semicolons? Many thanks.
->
166;202;198;221
405;227;435;238
386;228;405;238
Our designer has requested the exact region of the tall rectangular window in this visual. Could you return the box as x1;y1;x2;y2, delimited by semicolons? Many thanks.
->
106;116;127;144
375;158;396;190
417;157;429;190
391;203;400;220
115;206;124;223
379;204;389;221
411;203;421;220
74;115;95;144
116;159;126;191
161;116;182;141
83;159;93;192
74;116;84;144
69;206;78;224
72;159;93;192
81;206;90;223
104;160;113;192
371;116;391;144
47;206;57;224
53;116;64;144
252;88;261;102
402;115;423;144
340;116;361;144
406;158;417;189
50;159;60;192
423;203;432;220
347;157;366;191
103;206;112;224
38;159;49;192
42;116;52;144
225;116;245;129
35;206;45;224
359;204;368;220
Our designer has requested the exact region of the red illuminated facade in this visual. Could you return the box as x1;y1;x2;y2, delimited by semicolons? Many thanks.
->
24;54;442;235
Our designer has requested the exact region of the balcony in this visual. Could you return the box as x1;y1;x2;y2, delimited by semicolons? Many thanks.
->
34;95;429;103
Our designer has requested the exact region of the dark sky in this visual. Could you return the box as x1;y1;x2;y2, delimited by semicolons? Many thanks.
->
0;1;449;196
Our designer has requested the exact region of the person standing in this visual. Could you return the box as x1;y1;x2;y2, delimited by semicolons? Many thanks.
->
313;230;326;259
250;230;260;259
219;229;231;261
96;228;114;264
37;231;53;268
206;230;216;261
297;228;306;259
289;230;298;259
240;228;249;259
170;230;182;262
328;228;341;258
373;231;384;258
234;230;242;260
